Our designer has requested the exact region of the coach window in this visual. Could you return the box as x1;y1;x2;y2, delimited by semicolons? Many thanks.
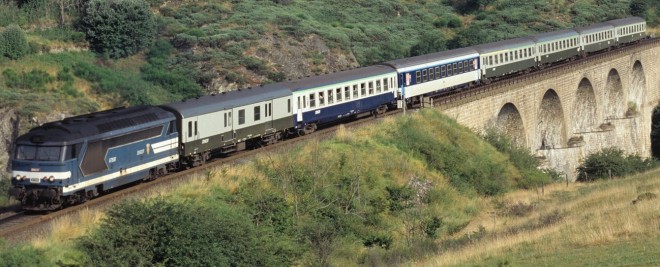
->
344;86;351;100
504;53;508;62
336;88;342;101
435;67;440;78
188;121;192;137
416;71;421;83
224;113;228;127
441;65;447;77
328;90;333;104
458;62;463;74
360;83;366;96
238;109;245;125
310;93;316;108
287;99;291;113
422;69;427;82
254;106;260;121
448;64;453;76
319;91;325;106
383;78;389;91
368;81;374;95
428;68;434;80
376;80;382;93
353;84;359;98
303;95;307;108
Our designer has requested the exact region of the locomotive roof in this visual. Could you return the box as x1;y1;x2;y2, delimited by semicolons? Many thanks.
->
606;16;645;27
573;22;613;34
382;47;479;72
162;83;291;118
471;37;535;54
287;65;394;92
529;29;579;43
16;106;174;145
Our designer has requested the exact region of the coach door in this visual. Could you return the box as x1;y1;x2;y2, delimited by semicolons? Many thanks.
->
186;118;199;153
296;95;305;123
264;101;273;132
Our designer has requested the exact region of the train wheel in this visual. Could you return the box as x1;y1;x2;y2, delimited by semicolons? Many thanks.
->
304;123;316;135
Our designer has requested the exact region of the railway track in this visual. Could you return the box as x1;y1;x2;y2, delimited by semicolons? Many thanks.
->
0;108;402;243
2;37;658;244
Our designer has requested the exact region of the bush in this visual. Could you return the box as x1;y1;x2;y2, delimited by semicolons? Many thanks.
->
0;240;49;267
2;68;53;92
78;198;289;267
78;0;157;59
576;148;659;182
1;24;28;60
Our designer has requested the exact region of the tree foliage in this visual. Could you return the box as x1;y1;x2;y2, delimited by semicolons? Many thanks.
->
0;240;49;267
78;0;156;59
651;105;660;159
1;25;28;60
576;148;659;182
77;198;289;267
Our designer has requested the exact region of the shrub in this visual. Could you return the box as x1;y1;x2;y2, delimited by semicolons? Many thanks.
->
2;68;53;91
1;24;28;60
78;0;157;59
0;240;49;267
576;148;659;182
77;198;289;267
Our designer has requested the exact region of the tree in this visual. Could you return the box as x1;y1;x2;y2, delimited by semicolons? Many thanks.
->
651;105;660;158
78;0;156;59
1;25;28;60
410;31;447;57
629;0;648;17
77;198;289;266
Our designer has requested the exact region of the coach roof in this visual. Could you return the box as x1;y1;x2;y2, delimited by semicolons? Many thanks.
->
573;22;613;35
471;37;536;54
287;65;394;92
529;29;579;43
606;16;646;27
382;47;478;72
162;83;291;118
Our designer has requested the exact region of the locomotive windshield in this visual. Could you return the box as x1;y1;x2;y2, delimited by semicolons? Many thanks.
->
15;145;62;161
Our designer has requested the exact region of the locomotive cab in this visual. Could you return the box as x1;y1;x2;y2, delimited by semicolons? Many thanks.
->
11;142;81;210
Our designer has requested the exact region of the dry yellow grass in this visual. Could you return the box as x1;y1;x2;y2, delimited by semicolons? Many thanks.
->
31;207;104;248
415;170;660;266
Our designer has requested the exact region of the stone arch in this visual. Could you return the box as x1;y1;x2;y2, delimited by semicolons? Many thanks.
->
604;69;625;119
629;61;646;115
536;89;566;149
572;78;597;133
496;103;527;147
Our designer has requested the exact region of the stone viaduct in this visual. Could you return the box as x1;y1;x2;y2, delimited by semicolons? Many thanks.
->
437;40;660;181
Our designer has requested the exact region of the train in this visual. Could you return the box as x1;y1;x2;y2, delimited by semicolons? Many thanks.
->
9;17;647;211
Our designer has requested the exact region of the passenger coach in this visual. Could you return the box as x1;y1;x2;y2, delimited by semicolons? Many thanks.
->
290;66;397;135
383;47;480;105
162;83;293;167
473;37;536;81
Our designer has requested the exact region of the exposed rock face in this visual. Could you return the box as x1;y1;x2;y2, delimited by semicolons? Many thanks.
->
0;108;19;178
208;34;359;93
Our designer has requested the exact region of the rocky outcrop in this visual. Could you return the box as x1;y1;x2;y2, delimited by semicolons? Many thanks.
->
0;108;19;178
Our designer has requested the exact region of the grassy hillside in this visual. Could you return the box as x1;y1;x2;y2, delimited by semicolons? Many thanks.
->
1;109;657;266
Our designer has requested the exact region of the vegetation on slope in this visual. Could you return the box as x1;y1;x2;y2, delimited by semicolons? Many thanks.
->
2;109;658;266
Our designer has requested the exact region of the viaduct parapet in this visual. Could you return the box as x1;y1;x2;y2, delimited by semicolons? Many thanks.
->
438;40;660;181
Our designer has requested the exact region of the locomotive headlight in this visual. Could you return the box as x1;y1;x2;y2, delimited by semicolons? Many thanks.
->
48;176;55;182
14;175;21;181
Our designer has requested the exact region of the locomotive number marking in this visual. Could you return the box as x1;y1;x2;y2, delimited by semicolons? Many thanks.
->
109;157;117;163
202;138;209;144
137;149;145;155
